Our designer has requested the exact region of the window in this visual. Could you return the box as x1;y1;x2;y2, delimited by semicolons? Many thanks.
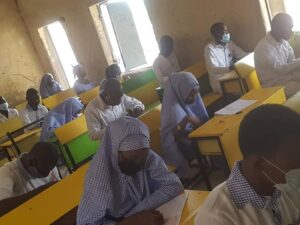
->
99;0;159;72
284;0;300;31
39;20;78;87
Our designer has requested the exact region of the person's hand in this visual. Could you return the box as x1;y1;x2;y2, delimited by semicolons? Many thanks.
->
117;210;164;225
129;107;144;118
188;116;202;128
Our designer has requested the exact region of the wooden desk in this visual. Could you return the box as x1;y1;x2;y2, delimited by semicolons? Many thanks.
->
0;163;208;225
189;87;286;170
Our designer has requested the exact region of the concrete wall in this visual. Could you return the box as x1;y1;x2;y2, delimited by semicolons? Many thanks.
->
16;0;107;84
145;0;268;68
0;0;44;106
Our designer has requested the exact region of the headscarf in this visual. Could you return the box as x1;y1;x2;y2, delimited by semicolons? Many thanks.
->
39;73;63;99
40;98;83;141
161;72;209;141
77;117;183;225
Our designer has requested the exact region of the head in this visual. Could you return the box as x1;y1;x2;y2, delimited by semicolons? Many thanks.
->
44;73;55;86
21;142;59;178
271;13;294;41
0;96;8;111
105;64;122;80
185;87;199;105
210;22;230;44
101;79;124;106
114;118;150;176
239;104;300;194
26;88;40;110
159;35;174;57
73;64;87;79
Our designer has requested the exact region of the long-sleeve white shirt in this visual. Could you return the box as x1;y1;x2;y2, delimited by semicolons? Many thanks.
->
153;52;181;88
19;104;48;130
255;33;300;98
85;95;144;141
204;41;248;94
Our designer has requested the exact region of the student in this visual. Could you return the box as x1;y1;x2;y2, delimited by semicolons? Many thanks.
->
153;35;181;88
0;142;60;201
160;72;209;180
40;98;83;141
39;73;63;99
204;23;248;94
73;64;95;95
99;64;122;90
195;104;300;225
77;117;183;225
0;96;19;123
19;88;48;130
85;79;144;141
255;13;300;98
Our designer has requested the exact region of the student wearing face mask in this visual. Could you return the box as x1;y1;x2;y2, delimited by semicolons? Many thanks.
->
73;64;95;95
204;23;248;94
195;104;300;225
39;73;63;99
0;96;19;123
85;79;144;141
77;117;183;225
0;142;60;202
160;72;209;181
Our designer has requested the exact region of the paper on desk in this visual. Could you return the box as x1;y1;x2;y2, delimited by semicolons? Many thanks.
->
157;193;188;225
215;99;257;116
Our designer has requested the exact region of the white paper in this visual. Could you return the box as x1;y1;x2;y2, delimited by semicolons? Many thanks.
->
215;99;257;116
157;193;188;225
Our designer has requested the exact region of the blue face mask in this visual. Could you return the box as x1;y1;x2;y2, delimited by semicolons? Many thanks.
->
262;157;300;192
0;102;9;111
221;33;231;43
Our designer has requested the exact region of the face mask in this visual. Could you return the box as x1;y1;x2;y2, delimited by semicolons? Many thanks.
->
221;33;231;43
0;102;9;111
262;157;300;192
119;160;143;176
28;166;44;178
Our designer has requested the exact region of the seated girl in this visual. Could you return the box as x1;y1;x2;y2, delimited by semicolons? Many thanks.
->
160;72;209;180
39;73;63;99
77;117;183;225
73;64;95;95
40;98;83;141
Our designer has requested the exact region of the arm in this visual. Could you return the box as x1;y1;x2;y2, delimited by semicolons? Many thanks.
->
195;210;231;225
204;46;231;74
231;41;248;60
128;152;183;216
123;95;145;112
85;107;106;141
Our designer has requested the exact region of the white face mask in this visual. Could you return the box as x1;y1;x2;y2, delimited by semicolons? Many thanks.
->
262;157;300;192
0;102;8;111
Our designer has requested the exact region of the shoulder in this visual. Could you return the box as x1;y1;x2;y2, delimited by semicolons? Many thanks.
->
205;42;216;51
85;97;101;115
0;161;18;182
9;108;19;117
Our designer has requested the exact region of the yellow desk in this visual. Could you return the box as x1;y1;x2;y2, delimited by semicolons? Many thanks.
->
0;163;208;225
189;87;286;169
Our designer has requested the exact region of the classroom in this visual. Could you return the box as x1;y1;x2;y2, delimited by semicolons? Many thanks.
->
1;0;300;224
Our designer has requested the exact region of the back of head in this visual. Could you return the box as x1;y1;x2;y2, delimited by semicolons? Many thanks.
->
239;104;300;158
210;22;225;37
105;64;121;80
103;78;123;97
159;35;174;56
271;13;293;40
30;142;58;172
73;64;87;79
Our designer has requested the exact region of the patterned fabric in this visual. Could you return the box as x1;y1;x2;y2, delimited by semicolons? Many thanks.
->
226;161;266;209
39;74;63;99
270;190;282;225
40;98;83;141
77;117;183;225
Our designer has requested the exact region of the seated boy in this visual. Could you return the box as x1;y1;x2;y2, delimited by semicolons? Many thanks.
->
195;104;300;225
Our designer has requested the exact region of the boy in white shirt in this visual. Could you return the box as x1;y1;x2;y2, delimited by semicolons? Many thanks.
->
195;104;300;225
153;35;181;87
204;23;248;94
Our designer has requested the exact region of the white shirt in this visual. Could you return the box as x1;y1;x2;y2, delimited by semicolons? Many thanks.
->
153;52;181;87
254;33;300;98
204;41;248;94
0;108;19;123
73;80;95;95
0;154;60;201
85;95;144;141
19;104;48;130
195;162;300;225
